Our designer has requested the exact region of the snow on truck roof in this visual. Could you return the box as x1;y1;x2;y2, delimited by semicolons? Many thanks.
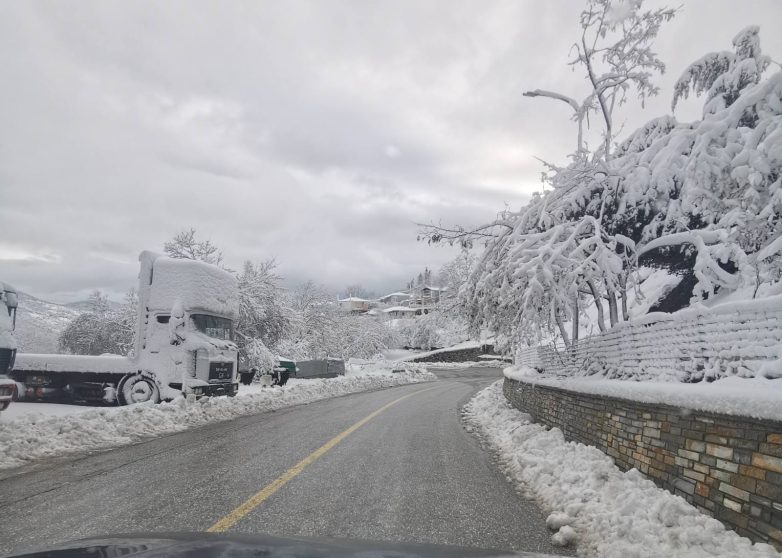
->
383;306;417;313
143;254;239;319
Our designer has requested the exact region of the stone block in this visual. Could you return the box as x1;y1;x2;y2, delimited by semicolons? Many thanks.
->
678;449;700;461
719;482;750;501
716;459;739;473
723;497;743;513
706;444;733;460
684;469;706;482
686;439;706;452
753;453;782;474
757;480;782;502
759;443;782;459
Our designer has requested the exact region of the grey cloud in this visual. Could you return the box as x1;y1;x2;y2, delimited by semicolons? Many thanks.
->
1;0;781;302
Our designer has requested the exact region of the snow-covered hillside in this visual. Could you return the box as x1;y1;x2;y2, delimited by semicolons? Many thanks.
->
14;293;79;354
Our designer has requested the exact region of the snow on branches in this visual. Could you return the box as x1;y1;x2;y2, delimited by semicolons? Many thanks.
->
432;14;781;353
672;26;771;114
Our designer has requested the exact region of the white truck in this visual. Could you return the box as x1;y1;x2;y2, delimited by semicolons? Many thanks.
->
11;251;240;405
0;282;19;410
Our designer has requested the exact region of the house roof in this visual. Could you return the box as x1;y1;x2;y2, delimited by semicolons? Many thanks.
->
379;291;410;300
339;296;369;302
421;285;444;291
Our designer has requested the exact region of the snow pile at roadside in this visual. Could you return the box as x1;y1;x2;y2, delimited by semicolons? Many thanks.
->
504;365;782;422
423;360;508;369
0;370;435;471
464;382;780;558
345;358;429;375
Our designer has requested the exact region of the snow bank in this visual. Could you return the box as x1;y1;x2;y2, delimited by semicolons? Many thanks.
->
0;369;435;471
396;340;496;362
464;382;780;558
503;366;782;421
423;360;508;369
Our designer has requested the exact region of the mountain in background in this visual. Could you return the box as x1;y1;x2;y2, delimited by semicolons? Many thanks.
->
14;292;81;354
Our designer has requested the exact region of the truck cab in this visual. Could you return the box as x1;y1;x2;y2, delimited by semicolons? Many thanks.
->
0;282;19;410
12;252;240;406
116;251;241;404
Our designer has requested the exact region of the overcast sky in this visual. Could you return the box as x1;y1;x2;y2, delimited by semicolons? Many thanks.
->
1;0;780;302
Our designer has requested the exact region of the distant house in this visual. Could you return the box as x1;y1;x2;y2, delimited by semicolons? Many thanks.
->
338;297;370;313
382;306;418;319
378;291;411;306
408;285;444;307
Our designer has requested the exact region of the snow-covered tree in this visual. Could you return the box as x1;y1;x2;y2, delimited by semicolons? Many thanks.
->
672;26;771;115
236;260;291;355
163;228;224;266
58;289;137;356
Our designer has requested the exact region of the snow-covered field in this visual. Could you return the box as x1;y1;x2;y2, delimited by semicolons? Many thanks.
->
464;382;780;558
0;369;435;471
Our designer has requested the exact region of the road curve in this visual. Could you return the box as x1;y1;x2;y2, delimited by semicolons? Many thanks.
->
0;367;566;556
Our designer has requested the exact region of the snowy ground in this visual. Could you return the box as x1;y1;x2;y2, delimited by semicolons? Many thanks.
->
2;401;95;421
0;368;435;471
464;382;780;558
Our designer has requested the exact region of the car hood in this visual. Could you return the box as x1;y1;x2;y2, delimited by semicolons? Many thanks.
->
4;532;558;558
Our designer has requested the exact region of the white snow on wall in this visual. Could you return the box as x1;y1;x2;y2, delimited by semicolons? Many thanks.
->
464;382;780;558
0;369;435;470
517;293;782;381
504;366;782;422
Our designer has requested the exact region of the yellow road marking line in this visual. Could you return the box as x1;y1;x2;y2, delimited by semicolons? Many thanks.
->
206;385;436;532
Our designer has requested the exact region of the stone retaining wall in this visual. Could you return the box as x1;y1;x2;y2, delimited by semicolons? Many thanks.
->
503;377;782;550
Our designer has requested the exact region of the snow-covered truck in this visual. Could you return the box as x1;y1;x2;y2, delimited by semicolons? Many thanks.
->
11;251;240;405
0;282;19;410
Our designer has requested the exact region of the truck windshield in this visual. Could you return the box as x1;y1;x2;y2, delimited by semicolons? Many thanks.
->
191;314;234;341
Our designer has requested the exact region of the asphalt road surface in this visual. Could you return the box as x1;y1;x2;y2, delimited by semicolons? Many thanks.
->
0;367;568;556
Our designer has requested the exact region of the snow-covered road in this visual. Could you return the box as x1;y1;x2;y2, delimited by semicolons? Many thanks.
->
0;366;565;557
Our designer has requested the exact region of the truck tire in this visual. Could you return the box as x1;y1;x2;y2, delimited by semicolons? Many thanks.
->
118;374;160;405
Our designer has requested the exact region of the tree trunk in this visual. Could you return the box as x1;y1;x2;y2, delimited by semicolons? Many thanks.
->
606;288;619;327
619;275;630;322
571;297;579;348
587;280;606;333
555;306;571;350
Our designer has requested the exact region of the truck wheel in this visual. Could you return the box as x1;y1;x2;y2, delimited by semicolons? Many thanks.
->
118;375;160;405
